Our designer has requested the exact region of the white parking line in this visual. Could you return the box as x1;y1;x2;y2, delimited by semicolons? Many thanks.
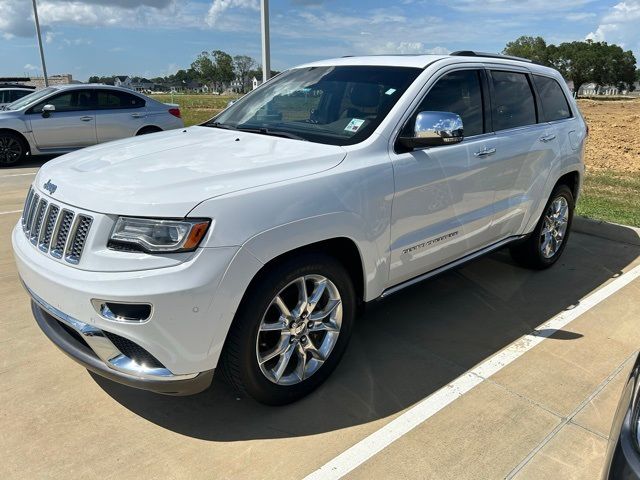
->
0;172;36;178
0;210;22;215
305;263;640;480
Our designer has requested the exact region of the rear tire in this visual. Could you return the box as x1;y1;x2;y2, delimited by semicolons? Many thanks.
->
510;184;575;269
220;253;356;405
0;131;27;166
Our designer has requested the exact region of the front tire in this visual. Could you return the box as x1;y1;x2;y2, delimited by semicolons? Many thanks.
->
510;184;575;269
220;253;356;405
0;131;27;166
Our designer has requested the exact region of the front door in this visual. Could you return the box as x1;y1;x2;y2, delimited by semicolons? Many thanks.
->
28;89;97;150
388;68;500;286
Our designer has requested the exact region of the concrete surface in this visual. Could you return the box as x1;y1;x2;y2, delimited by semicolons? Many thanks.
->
1;159;640;479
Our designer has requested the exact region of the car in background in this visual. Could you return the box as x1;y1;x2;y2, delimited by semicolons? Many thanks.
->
0;87;34;108
602;352;640;479
0;84;183;166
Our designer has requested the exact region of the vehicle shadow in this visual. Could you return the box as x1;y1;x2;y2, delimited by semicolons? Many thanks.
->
94;232;640;441
3;155;58;170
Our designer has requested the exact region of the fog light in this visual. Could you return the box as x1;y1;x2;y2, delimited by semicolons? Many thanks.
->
91;300;152;322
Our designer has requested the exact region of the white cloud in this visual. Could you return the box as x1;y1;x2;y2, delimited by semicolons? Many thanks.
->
206;0;259;27
587;1;640;55
448;0;596;13
24;63;39;71
566;12;596;21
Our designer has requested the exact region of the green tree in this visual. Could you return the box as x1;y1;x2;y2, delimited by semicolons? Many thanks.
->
503;36;550;65
191;51;216;85
212;50;234;91
233;55;256;92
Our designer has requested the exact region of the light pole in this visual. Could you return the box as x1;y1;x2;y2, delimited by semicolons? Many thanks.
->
32;0;49;87
260;0;270;83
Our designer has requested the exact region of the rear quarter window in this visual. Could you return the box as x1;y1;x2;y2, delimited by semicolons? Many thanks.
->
533;75;572;122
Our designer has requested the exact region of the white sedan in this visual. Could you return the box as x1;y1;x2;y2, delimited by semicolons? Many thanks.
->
0;84;184;166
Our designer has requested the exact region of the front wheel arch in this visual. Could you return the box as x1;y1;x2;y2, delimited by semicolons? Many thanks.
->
0;129;30;165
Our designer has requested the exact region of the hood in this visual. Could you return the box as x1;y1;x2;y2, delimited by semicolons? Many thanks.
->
35;126;347;217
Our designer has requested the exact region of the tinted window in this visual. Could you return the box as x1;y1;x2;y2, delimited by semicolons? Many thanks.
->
533;75;571;122
0;91;7;103
405;70;484;137
10;90;31;102
97;91;145;109
490;71;536;131
32;90;94;113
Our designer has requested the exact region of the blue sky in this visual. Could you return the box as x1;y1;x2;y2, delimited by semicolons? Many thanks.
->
1;0;638;81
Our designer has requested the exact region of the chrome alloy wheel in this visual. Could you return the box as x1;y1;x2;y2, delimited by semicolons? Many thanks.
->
256;275;342;386
540;196;569;259
0;136;22;165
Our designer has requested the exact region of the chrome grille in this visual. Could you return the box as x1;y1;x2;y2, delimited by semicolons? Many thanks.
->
30;199;48;244
66;215;92;264
21;188;93;265
39;204;59;251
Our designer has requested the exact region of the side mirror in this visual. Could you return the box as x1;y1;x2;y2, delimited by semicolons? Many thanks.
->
399;111;464;150
42;104;55;118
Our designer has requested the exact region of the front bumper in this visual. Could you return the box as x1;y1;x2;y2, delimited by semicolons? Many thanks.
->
29;290;214;395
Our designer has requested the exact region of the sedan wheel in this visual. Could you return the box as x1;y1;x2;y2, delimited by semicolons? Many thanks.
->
0;134;24;166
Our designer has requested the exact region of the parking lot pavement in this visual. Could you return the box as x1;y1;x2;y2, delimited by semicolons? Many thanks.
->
2;164;640;479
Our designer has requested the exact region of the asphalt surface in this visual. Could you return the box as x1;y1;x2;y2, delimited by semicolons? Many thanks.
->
2;159;640;479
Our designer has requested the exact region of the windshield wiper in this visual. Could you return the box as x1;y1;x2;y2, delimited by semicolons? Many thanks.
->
204;121;238;131
236;126;308;142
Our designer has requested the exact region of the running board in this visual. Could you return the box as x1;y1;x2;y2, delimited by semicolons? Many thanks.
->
380;235;524;298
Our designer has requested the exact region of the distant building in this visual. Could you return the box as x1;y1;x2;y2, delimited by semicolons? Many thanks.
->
23;74;73;88
114;76;132;89
252;76;262;90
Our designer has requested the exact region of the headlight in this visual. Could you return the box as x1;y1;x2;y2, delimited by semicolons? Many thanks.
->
109;217;210;253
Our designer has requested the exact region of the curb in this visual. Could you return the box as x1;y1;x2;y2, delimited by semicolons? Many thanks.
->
573;216;640;246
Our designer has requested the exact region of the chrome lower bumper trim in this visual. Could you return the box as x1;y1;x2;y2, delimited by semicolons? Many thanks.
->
26;285;198;382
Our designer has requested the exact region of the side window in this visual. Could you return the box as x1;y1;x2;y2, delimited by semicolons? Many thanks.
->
0;91;6;103
405;70;484;137
490;71;537;131
97;91;145;109
11;90;29;102
533;75;572;122
32;90;94;113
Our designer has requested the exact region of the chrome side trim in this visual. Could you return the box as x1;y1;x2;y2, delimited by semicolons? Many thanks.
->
26;286;197;381
381;236;524;298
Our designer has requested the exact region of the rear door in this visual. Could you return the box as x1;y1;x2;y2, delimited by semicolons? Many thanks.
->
95;90;147;143
28;89;98;149
388;67;501;285
484;68;558;239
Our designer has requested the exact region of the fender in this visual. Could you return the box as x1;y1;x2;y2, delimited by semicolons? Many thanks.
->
203;212;387;367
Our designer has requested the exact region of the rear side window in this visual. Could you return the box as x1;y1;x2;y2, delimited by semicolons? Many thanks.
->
97;91;145;109
405;69;484;137
490;71;536;131
533;75;572;122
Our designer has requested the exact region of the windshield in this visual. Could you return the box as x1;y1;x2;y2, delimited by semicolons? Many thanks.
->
209;66;421;146
5;87;57;111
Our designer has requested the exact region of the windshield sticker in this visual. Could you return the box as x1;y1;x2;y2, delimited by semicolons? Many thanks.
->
345;118;365;133
385;88;397;95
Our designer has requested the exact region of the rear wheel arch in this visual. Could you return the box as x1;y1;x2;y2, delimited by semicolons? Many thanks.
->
136;125;162;136
555;170;581;201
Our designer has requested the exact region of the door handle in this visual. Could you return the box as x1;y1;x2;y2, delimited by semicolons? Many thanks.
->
474;147;496;157
539;134;556;142
131;113;145;118
80;116;93;122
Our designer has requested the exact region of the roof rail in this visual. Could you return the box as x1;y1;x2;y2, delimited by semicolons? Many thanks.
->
450;51;533;63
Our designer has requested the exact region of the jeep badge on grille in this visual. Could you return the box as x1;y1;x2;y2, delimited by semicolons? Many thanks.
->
43;180;57;195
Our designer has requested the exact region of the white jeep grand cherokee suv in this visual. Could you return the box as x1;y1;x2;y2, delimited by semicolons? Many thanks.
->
13;52;586;405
